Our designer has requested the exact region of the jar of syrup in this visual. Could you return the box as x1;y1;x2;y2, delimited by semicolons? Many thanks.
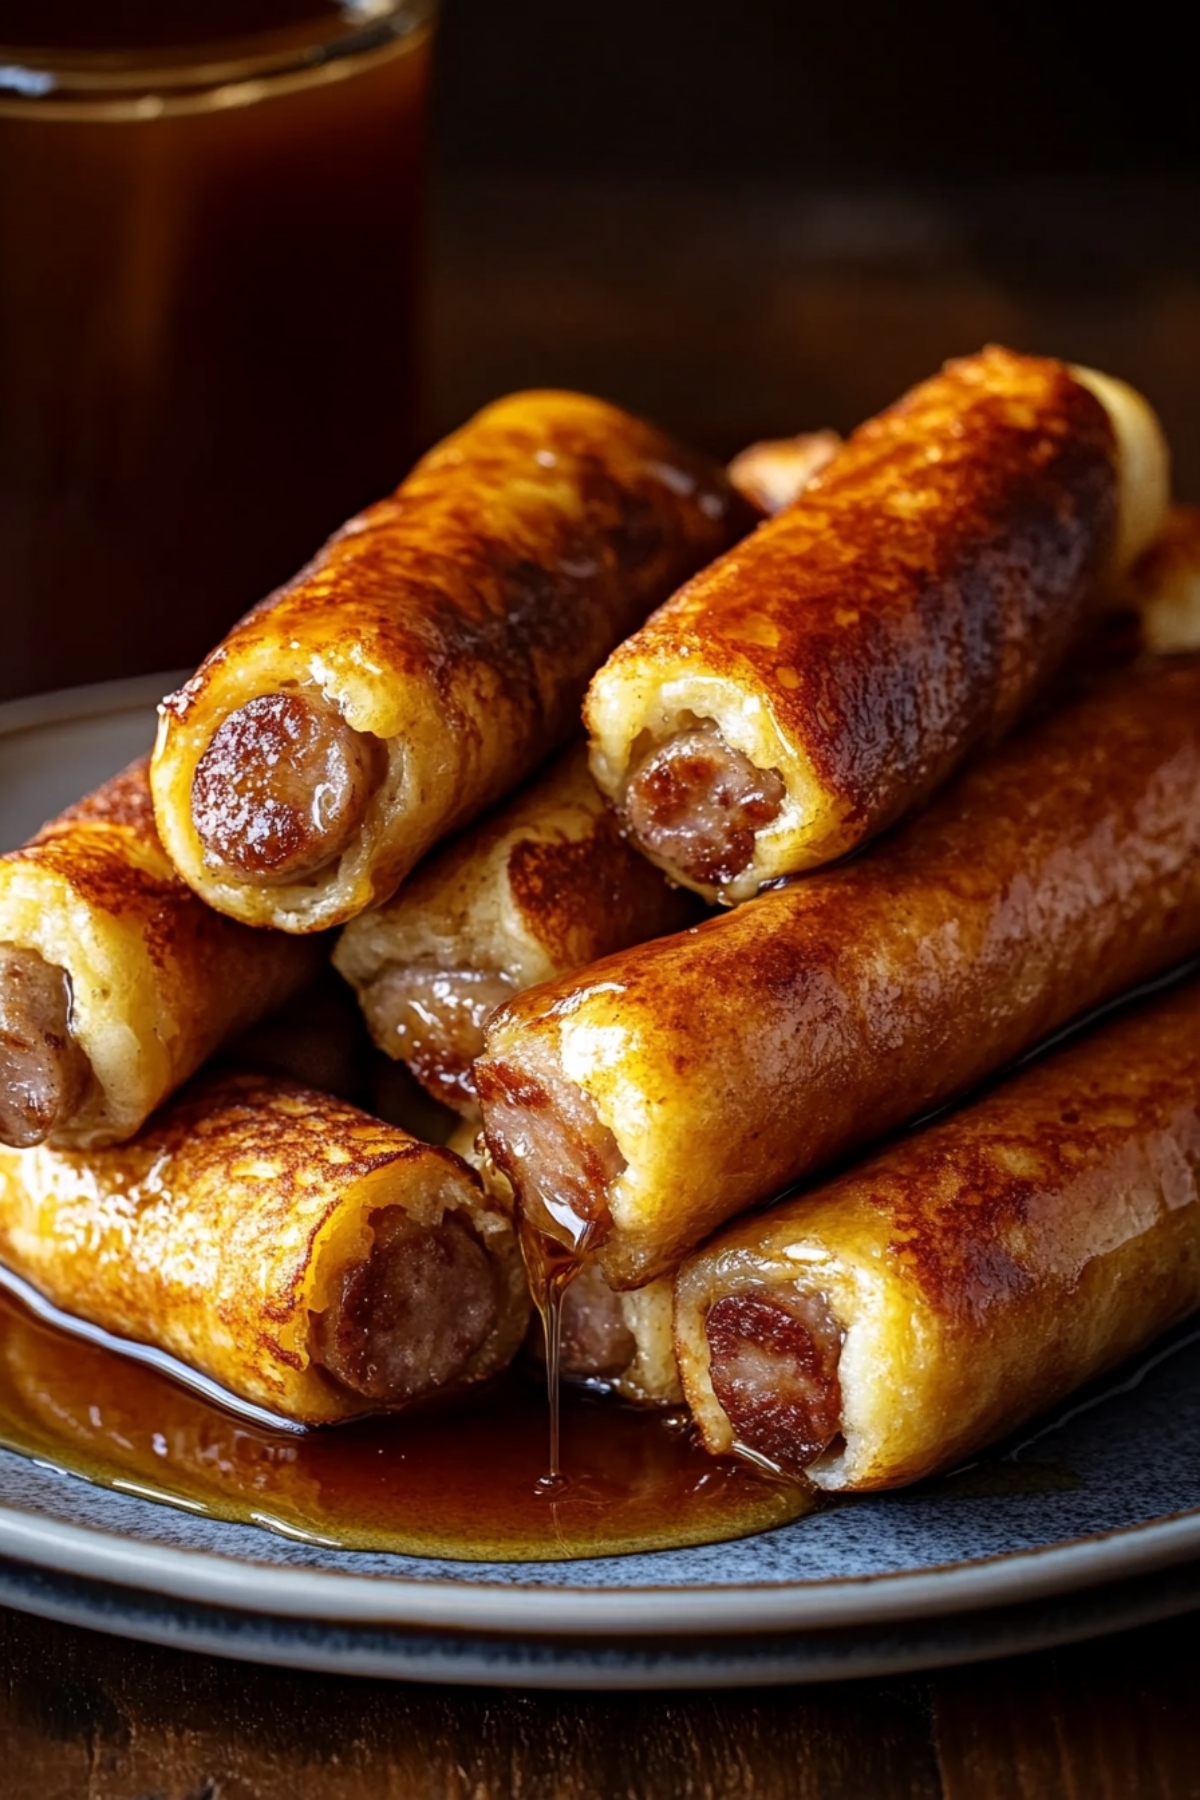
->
0;2;433;701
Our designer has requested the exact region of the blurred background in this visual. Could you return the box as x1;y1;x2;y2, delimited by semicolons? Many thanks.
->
438;0;1198;184
2;0;1198;697
429;0;1200;456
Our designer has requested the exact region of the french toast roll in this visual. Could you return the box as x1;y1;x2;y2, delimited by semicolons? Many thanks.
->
447;1119;681;1404
335;742;700;1116
152;391;747;933
479;657;1200;1290
675;978;1200;1490
0;1071;528;1423
0;759;321;1152
586;348;1168;902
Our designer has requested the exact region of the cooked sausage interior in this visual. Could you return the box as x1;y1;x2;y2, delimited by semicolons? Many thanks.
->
478;1047;626;1251
0;944;91;1148
310;1206;500;1404
704;1289;844;1475
191;691;384;885
529;1261;637;1381
624;721;785;888
359;966;517;1109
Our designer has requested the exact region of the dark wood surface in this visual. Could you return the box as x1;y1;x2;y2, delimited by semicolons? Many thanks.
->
3;1604;1200;1796
425;173;1200;494
5;174;1200;1792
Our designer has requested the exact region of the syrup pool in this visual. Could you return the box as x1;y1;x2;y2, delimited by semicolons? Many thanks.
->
0;1272;812;1563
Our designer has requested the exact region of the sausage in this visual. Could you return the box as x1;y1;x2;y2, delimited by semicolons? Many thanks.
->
585;348;1168;902
334;742;701;1116
525;1263;681;1403
352;966;520;1113
190;692;386;885
0;758;322;1150
152;391;750;933
0;1070;529;1423
447;1119;681;1404
701;1292;845;1473
554;1261;639;1380
553;1268;680;1404
478;656;1200;1290
310;1207;501;1404
674;977;1200;1489
0;945;91;1148
622;723;787;893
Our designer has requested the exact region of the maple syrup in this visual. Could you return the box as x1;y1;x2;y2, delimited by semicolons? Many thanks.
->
0;1;432;700
0;1271;812;1563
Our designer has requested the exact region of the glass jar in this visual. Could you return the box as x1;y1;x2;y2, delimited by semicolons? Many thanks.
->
0;1;434;700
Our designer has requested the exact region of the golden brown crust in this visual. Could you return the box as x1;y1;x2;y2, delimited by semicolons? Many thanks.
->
0;758;321;1147
503;807;689;973
675;979;1200;1489
586;348;1160;901
53;758;160;834
0;1070;528;1422
481;657;1200;1288
153;391;749;932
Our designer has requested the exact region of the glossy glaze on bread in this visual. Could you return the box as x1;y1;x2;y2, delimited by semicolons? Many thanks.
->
0;1070;528;1422
480;658;1200;1289
153;391;748;932
587;348;1167;901
675;978;1200;1489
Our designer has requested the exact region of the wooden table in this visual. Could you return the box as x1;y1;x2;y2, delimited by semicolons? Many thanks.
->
3;1603;1199;1795
4;174;1200;1793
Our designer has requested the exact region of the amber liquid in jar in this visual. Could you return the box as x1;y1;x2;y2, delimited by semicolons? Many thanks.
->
0;1;432;701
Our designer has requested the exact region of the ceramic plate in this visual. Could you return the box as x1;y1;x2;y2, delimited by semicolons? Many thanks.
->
1;675;1198;1689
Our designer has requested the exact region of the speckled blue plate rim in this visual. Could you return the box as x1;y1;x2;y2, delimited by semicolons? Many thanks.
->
2;1551;1199;1688
1;1486;1199;1638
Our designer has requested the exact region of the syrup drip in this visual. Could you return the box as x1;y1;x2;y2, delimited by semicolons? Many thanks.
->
538;1274;566;1496
0;1272;811;1562
518;1214;598;1495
